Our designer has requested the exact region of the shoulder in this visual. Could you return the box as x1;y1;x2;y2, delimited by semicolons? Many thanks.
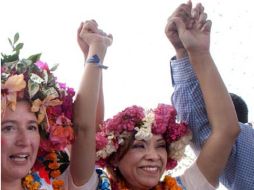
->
58;167;101;190
178;162;216;190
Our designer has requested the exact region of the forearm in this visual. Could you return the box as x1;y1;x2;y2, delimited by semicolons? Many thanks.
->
96;78;104;129
71;44;106;185
190;52;239;186
189;52;238;135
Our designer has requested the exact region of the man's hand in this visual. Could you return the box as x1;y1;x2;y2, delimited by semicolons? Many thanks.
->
165;1;193;58
171;3;212;56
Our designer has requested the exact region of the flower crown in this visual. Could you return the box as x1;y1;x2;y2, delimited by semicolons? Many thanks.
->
1;33;75;184
95;104;192;170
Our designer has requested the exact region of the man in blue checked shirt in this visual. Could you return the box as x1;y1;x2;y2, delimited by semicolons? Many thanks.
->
165;2;254;190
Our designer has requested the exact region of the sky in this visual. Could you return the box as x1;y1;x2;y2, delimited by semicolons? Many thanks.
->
1;0;253;122
1;1;254;189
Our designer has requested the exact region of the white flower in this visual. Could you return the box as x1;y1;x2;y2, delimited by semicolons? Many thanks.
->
169;133;192;161
96;140;116;160
135;126;152;141
134;110;154;141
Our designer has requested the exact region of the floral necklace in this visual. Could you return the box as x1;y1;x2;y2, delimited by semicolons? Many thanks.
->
22;172;64;190
113;175;183;190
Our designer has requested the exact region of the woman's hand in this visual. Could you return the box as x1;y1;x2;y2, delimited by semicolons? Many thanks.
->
79;20;113;50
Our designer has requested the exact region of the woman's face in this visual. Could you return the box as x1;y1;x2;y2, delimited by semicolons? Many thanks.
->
118;135;167;189
1;101;40;182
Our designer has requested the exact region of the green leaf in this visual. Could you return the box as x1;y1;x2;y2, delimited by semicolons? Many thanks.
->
15;43;24;52
1;54;19;65
47;74;57;86
16;59;32;73
28;53;41;63
43;70;48;84
8;38;13;48
50;63;59;72
28;80;40;98
14;33;19;44
30;73;44;84
44;87;59;98
1;73;10;82
20;58;33;67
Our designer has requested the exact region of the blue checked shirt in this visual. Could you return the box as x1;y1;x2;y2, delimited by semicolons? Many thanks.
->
170;57;254;190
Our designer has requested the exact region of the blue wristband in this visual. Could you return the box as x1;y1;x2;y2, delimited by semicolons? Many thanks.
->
87;54;108;69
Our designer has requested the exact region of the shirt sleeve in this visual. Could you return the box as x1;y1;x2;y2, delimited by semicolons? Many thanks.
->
170;56;210;150
170;57;254;189
179;162;216;190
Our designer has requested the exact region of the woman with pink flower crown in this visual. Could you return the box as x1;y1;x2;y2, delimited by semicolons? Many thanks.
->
1;20;112;190
74;3;239;190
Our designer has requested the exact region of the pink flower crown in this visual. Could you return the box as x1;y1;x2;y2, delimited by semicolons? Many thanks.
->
1;33;75;183
96;104;192;170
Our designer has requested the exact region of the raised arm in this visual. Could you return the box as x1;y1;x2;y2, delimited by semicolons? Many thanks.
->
171;4;239;187
77;21;105;127
70;20;112;186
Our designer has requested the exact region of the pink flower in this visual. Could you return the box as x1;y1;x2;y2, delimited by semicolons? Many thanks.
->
96;132;108;150
96;159;106;168
166;158;177;170
103;105;145;134
49;125;74;150
42;115;74;150
152;104;176;134
67;87;75;97
165;122;189;143
1;65;8;73
35;60;49;71
40;139;55;151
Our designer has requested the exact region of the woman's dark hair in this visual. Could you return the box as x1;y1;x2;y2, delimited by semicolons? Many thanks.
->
106;133;135;181
229;93;248;123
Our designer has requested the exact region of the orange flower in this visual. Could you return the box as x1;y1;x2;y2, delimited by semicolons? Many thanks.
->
31;96;62;123
45;151;58;161
23;174;34;183
164;176;182;190
50;170;61;178
1;74;26;113
22;174;41;190
52;179;64;190
49;125;74;150
31;182;41;190
48;161;59;170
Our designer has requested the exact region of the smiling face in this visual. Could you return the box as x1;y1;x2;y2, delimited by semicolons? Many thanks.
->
117;135;167;189
1;101;40;182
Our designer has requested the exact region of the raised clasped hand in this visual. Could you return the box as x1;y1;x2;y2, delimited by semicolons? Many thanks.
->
166;2;212;55
77;20;113;58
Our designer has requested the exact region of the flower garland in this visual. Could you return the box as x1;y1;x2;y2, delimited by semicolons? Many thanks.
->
22;173;41;190
1;33;74;186
113;175;183;190
95;104;192;170
155;176;183;190
22;172;64;190
96;168;184;190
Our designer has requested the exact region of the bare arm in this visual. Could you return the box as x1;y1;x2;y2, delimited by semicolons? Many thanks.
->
77;21;105;128
171;3;239;186
70;20;112;185
96;78;104;128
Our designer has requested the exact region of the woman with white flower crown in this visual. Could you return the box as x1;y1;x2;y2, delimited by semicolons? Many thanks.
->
1;20;112;190
76;3;239;190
